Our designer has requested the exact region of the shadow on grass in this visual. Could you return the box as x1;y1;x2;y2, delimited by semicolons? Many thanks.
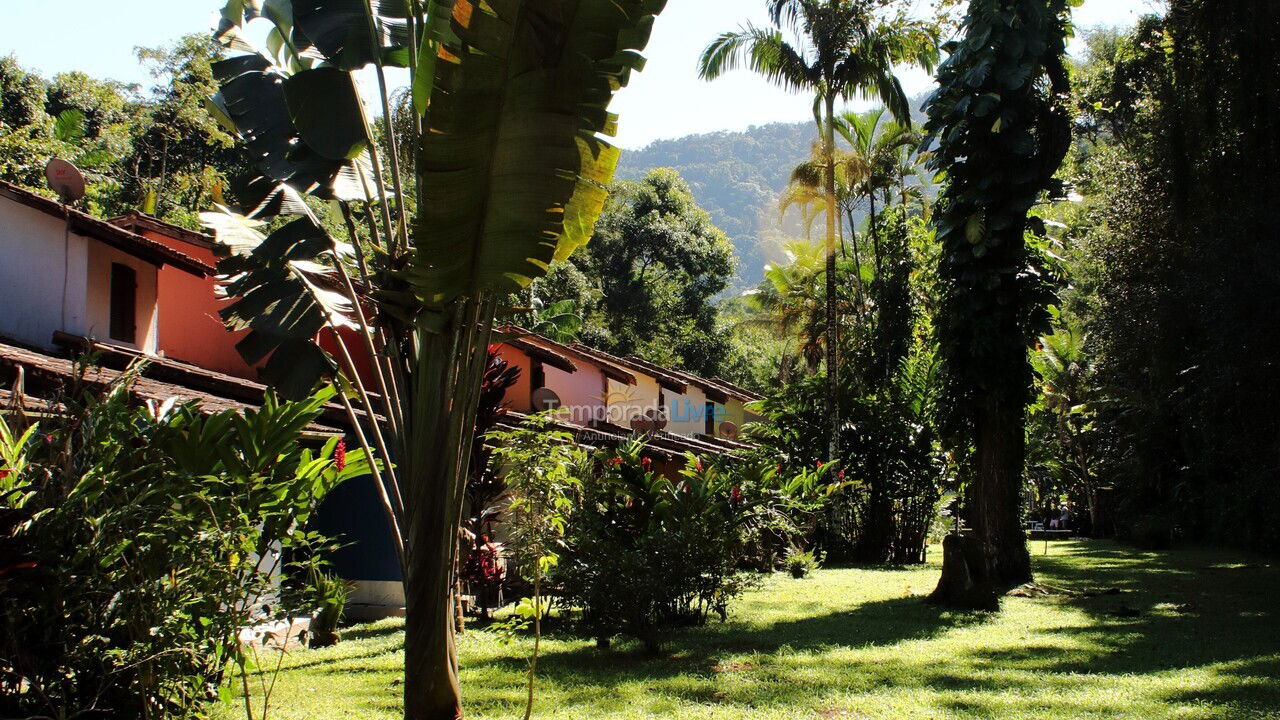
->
470;594;995;709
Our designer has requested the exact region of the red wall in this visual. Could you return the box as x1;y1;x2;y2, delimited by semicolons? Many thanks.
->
140;228;259;379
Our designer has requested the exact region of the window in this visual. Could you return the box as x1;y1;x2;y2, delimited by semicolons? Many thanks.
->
705;401;716;436
109;263;137;344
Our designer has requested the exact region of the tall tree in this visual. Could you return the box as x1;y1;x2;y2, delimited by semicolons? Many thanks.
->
699;0;938;461
205;2;667;718
923;0;1074;604
834;108;919;273
556;168;737;377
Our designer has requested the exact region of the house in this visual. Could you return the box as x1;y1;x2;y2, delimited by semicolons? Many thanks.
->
108;211;258;379
0;182;212;355
0;182;768;619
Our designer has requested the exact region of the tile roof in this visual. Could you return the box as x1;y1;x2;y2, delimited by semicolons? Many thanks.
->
0;181;214;277
497;326;638;385
568;343;688;393
50;332;360;430
0;336;343;437
108;211;216;250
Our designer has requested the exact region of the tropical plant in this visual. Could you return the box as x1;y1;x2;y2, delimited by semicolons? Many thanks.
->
700;0;939;461
203;2;666;717
784;547;821;578
1028;316;1100;532
748;239;829;381
306;566;353;649
834;108;921;269
554;444;756;652
922;0;1076;605
0;365;364;719
487;415;584;720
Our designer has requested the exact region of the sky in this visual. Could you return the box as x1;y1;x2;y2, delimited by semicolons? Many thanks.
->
0;0;1165;150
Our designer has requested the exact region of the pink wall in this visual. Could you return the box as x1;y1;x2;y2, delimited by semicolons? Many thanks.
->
141;229;258;379
545;363;607;426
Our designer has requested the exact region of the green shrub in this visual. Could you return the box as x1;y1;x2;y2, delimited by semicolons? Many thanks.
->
0;366;367;718
553;442;756;652
784;548;821;579
306;567;353;648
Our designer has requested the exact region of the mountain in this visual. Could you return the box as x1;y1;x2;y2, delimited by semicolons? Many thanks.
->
616;99;930;289
616;121;818;290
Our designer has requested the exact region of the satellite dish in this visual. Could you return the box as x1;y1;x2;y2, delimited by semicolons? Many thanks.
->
45;158;86;204
531;387;561;411
719;421;739;440
630;407;667;434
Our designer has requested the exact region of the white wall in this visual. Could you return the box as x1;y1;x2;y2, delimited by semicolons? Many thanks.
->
0;199;90;349
667;384;710;438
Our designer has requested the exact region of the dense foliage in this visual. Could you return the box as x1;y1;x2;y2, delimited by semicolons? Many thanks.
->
0;39;246;227
553;444;757;652
520;169;739;379
0;368;364;719
1046;1;1280;552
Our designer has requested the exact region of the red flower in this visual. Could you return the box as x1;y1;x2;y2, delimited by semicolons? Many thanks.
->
775;463;782;475
334;439;348;471
0;468;11;480
816;461;824;470
607;457;624;467
837;469;846;481
43;433;55;446
641;457;653;472
731;486;742;504
695;460;704;473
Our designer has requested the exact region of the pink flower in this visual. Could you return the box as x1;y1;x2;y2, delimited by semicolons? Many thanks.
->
334;439;348;471
837;469;845;481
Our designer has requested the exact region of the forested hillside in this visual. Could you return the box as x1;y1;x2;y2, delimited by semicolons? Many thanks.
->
618;101;928;288
617;121;817;287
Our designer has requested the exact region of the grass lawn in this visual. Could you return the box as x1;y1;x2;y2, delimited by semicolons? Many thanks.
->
218;540;1280;719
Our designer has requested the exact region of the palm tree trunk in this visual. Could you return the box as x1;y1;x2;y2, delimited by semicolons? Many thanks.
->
823;94;840;462
869;193;882;276
403;299;496;720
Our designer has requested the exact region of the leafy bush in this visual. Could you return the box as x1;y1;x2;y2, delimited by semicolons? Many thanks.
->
0;367;366;719
553;442;757;652
784;548;821;579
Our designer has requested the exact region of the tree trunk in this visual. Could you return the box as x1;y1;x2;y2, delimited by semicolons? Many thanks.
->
972;391;1032;587
931;392;1032;608
402;299;495;720
823;94;840;461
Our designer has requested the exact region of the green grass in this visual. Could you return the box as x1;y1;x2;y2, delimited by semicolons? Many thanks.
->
218;540;1280;719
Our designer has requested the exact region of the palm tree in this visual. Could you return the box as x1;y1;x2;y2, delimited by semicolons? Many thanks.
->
749;240;828;381
835;108;920;274
700;0;938;460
